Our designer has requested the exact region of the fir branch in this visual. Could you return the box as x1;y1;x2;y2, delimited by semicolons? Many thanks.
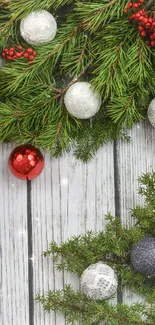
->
36;285;154;325
37;172;155;323
0;0;154;160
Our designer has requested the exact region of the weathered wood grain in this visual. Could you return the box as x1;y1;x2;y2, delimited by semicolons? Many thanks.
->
116;120;155;304
2;120;154;325
0;144;29;325
31;145;115;325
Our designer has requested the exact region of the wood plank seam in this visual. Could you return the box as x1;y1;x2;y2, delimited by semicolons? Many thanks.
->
114;141;123;304
27;180;34;325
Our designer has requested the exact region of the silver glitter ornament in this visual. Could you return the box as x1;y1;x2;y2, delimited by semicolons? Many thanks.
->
20;10;57;46
131;237;155;276
64;82;101;119
148;98;155;127
81;262;118;300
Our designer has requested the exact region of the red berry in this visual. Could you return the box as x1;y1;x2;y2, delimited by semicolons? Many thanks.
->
129;15;134;20
138;25;144;31
7;56;13;60
127;2;133;8
16;52;22;58
23;52;29;58
150;33;155;40
149;18;153;23
150;40;155;47
129;14;136;20
13;55;17;59
4;48;9;53
140;31;146;37
139;16;144;21
1;52;6;58
33;50;37;57
9;47;15;52
139;0;144;2
145;23;151;28
29;55;34;61
133;2;139;7
26;48;33;54
18;45;23;50
9;51;14;57
143;18;148;24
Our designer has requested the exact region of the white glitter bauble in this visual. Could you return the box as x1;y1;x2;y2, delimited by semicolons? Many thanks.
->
148;98;155;127
64;82;101;119
20;10;57;46
81;262;118;300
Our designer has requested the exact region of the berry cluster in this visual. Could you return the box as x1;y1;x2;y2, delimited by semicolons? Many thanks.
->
1;46;37;62
123;0;155;47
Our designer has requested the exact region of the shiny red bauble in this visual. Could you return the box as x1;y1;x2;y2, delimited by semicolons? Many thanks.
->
8;144;44;180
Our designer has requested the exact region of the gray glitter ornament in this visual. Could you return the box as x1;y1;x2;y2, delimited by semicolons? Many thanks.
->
64;82;101;119
131;237;155;276
20;10;57;46
80;262;118;300
148;98;155;128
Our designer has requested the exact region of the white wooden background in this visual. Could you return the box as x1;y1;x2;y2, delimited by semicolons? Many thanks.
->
1;120;155;325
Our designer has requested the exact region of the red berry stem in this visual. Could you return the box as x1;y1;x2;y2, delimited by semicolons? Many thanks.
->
1;45;37;62
123;0;155;48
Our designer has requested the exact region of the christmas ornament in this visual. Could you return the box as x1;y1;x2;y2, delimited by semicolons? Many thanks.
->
123;0;155;48
8;144;44;180
1;46;37;62
64;82;101;119
80;262;118;300
131;236;155;276
20;10;57;46
148;98;155;127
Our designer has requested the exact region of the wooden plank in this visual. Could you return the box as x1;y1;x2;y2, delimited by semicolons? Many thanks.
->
31;144;115;325
116;120;155;304
0;144;29;325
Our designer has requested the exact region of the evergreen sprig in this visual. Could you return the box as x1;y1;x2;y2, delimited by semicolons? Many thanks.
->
36;172;155;324
0;0;154;160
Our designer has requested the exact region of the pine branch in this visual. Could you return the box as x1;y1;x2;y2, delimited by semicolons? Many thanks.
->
0;0;154;160
35;172;155;323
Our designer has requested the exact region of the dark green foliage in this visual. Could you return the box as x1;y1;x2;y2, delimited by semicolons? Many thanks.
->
36;172;155;324
0;0;154;160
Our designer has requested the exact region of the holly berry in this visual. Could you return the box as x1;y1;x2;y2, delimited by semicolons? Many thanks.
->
140;30;146;37
29;55;34;61
9;51;14;57
1;45;37;62
138;25;144;31
123;1;155;47
18;45;23;50
150;40;155;47
26;48;33;54
9;47;15;52
23;52;29;58
16;52;22;58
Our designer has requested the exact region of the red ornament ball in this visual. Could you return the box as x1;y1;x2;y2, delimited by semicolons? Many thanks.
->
8;144;44;180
